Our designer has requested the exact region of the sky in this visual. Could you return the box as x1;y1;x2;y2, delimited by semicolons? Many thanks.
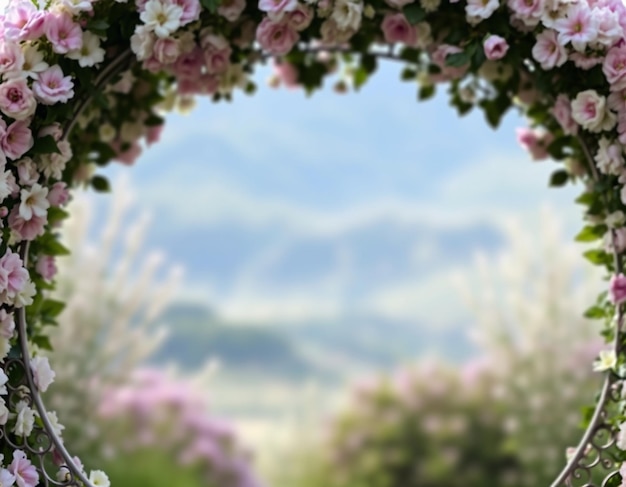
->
89;60;586;335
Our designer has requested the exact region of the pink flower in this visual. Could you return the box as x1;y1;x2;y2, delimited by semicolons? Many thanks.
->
2;121;33;160
146;124;164;146
36;255;56;282
258;0;297;17
38;123;63;141
604;44;626;91
8;207;46;241
3;1;46;42
554;4;599;52
9;450;38;487
516;127;553;161
0;78;36;121
174;47;204;79
571;89;608;132
201;34;232;74
218;0;246;21
47;181;69;206
173;0;201;25
0;250;28;298
33;65;74;104
551;94;578;135
381;13;417;46
256;17;299;56
383;0;414;8
0;41;24;76
44;12;83;54
483;35;509;60
507;0;543;26
570;51;603;70
430;44;468;83
531;29;567;70
287;4;313;31
153;37;181;65
0;309;15;339
273;61;299;88
113;140;142;165
610;273;626;304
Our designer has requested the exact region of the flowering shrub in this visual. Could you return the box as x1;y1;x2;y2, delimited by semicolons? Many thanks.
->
97;368;264;487
279;361;524;487
0;0;625;483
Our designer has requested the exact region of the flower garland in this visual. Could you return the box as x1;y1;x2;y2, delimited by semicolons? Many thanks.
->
0;0;622;485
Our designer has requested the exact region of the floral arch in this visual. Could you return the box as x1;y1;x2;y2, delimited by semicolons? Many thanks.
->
0;0;622;485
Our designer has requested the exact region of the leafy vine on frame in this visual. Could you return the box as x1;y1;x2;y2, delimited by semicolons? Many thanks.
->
0;0;623;485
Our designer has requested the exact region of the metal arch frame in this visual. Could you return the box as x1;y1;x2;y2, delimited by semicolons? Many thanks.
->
3;44;626;487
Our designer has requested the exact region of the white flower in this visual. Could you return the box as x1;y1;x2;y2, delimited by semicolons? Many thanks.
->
331;0;362;31
592;349;617;372
119;121;145;143
618;421;626;450
19;183;49;221
571;90;613;133
465;0;499;21
67;31;105;67
0;399;8;426
31;355;55;392
89;470;110;487
606;211;626;228
45;411;64;437
0;369;7;395
130;25;156;61
594;137;625;175
0;467;15;487
420;0;440;12
58;0;94;14
12;400;35;437
140;0;184;38
98;124;116;143
16;44;49;80
0;171;12;203
11;280;36;308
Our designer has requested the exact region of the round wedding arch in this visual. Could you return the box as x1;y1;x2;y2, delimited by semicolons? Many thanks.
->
0;0;623;485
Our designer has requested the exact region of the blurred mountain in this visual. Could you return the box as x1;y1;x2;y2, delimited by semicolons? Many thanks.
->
153;304;475;382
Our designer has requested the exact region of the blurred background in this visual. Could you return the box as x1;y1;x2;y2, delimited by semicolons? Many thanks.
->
44;62;607;487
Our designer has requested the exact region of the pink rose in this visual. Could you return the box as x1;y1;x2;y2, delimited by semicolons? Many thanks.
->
604;44;626;90
0;309;14;339
47;182;69;207
146;124;164;146
381;13;417;46
0;41;24;76
483;34;509;61
2;121;33;160
38;123;63;141
174;47;204;79
44;12;83;54
0;78;36;121
218;0;246;21
153;37;181;65
571;89;607;132
383;0;415;8
256;17;299;56
112;140;142;165
0;250;28;297
287;4;313;31
610;273;626;305
430;44;468;83
273;61;299;88
173;0;201;24
8;207;46;241
531;29;567;70
201;34;232;74
258;0;297;16
36;255;56;282
3;1;46;42
551;94;578;135
516;127;553;161
33;65;74;104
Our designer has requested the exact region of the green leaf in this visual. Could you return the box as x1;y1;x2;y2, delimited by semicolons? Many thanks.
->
144;114;164;127
549;170;569;187
575;192;595;205
361;54;377;75
40;299;65;318
32;335;53;351
584;305;606;319
418;84;435;101
42;238;70;257
92;175;111;192
583;249;611;266
575;225;607;243
200;0;221;13
31;135;60;155
352;67;368;90
445;51;470;68
401;68;416;81
86;18;109;35
402;3;426;24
